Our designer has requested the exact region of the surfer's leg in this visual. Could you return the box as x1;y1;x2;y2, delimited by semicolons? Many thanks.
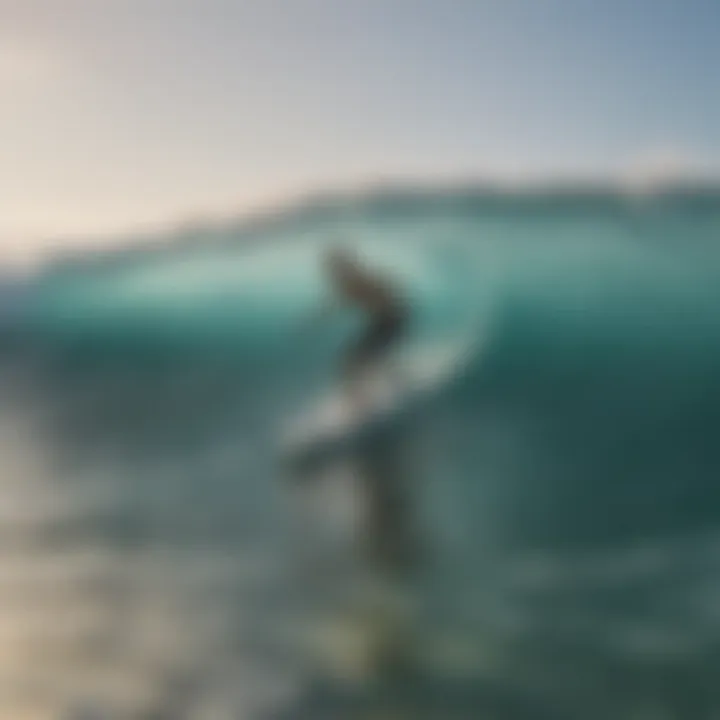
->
341;313;407;421
346;316;404;375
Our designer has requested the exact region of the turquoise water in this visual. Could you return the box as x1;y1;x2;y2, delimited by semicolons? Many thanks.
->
3;191;720;717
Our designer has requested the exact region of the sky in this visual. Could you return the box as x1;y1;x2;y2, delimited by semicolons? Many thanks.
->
1;0;719;262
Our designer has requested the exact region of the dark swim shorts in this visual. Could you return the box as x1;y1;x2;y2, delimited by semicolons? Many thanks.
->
345;310;407;374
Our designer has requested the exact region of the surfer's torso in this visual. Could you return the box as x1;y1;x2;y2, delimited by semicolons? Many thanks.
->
332;270;406;322
332;271;409;374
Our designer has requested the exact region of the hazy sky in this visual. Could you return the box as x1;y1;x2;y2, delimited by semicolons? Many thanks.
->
1;0;718;260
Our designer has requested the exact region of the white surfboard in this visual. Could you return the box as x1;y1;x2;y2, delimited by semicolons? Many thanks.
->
281;340;470;470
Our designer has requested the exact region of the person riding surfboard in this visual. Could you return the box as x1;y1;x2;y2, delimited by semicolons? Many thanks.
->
300;246;422;575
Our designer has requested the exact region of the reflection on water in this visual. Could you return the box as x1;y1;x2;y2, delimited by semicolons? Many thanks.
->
0;353;718;719
0;361;302;719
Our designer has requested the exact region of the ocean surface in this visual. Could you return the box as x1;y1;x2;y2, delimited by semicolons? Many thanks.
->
2;190;720;718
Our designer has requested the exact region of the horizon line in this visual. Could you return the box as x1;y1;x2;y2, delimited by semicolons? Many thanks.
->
7;173;720;276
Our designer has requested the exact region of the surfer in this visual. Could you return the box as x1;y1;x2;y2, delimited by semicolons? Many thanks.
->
296;246;423;577
307;247;409;412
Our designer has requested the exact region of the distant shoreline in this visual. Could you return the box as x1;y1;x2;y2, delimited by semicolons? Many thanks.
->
25;179;720;279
